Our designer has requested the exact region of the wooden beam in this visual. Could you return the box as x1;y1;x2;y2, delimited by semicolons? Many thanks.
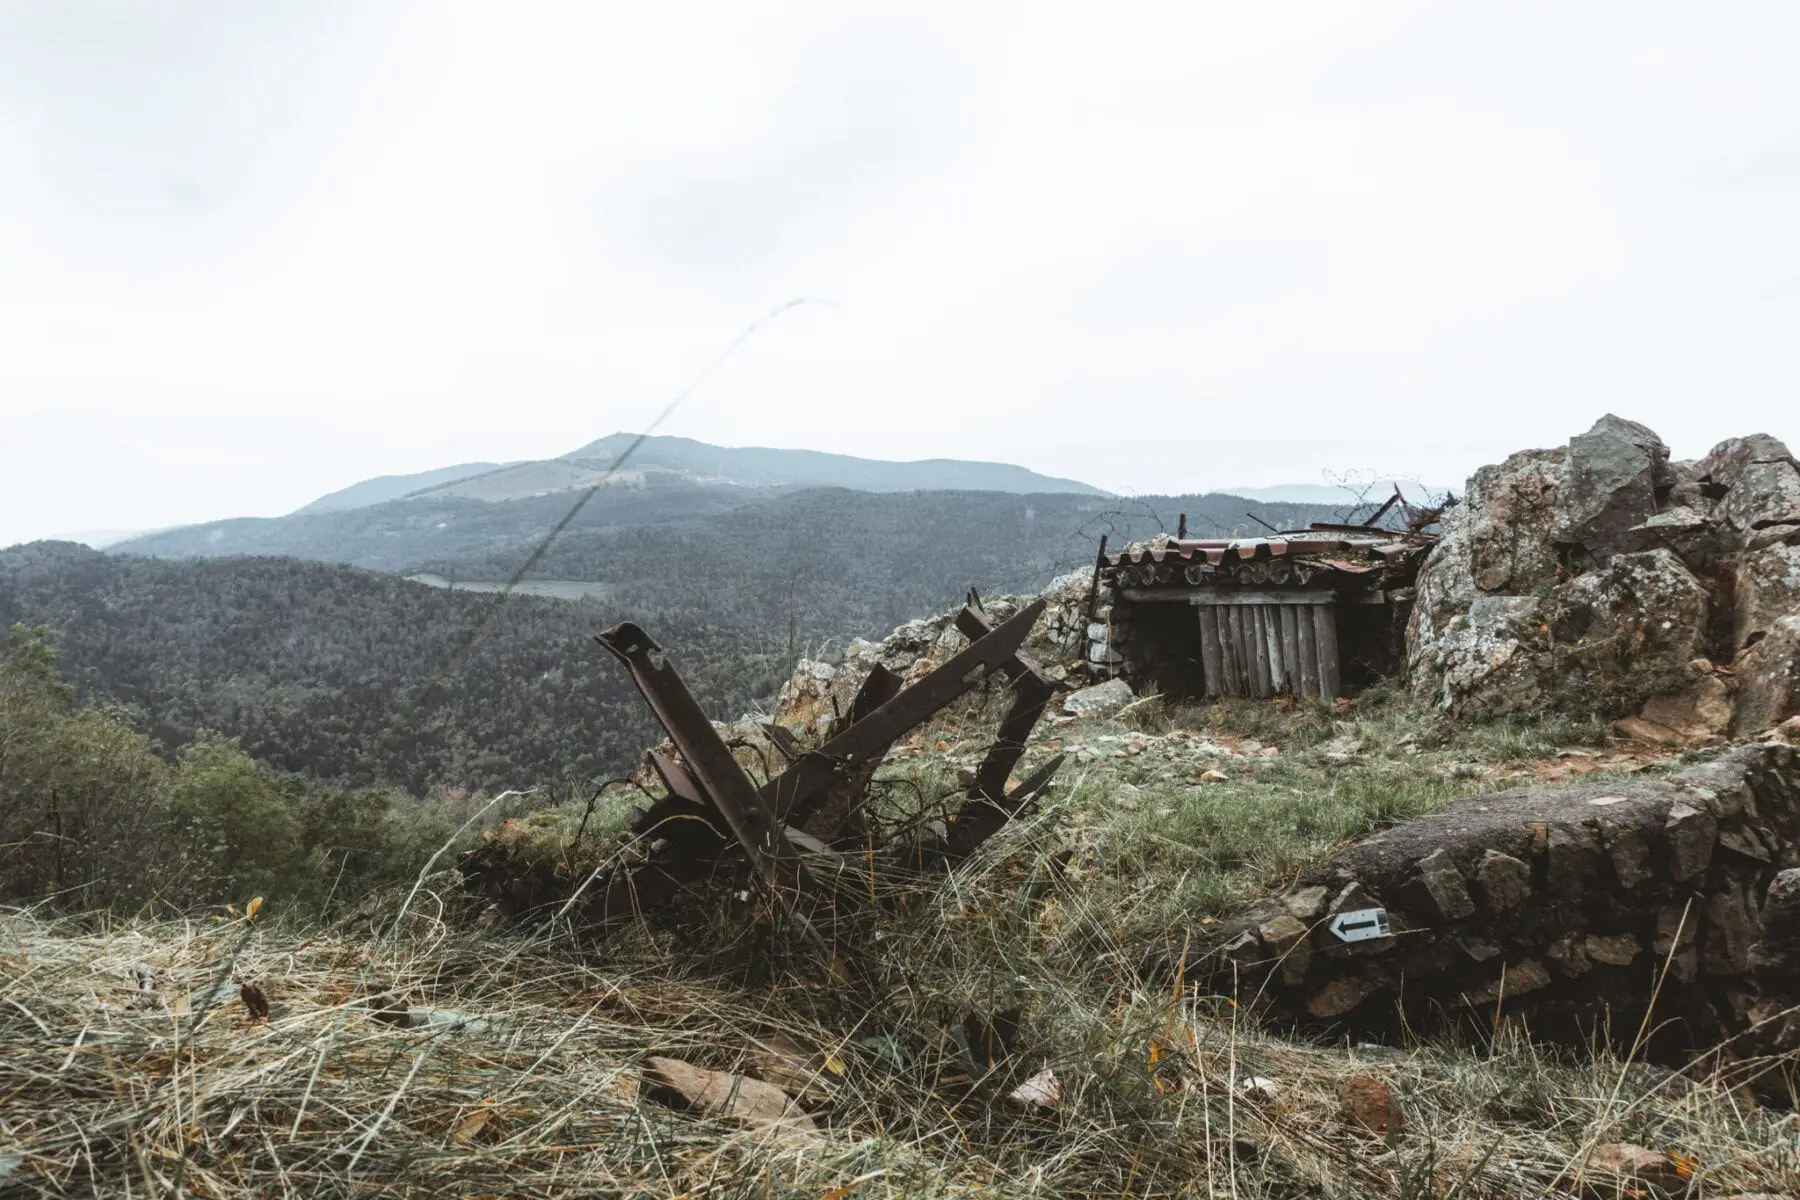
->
1197;606;1223;699
1314;604;1342;700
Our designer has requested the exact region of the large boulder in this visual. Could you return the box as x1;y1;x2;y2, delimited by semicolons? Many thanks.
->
1697;434;1800;549
1409;418;1800;732
1552;414;1671;565
1736;614;1800;733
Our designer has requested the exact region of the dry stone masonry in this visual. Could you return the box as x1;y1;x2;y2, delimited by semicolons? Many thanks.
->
1174;742;1800;1093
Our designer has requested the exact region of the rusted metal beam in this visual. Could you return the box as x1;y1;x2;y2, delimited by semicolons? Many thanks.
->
939;752;1066;862
595;623;808;892
953;596;1063;802
764;598;1047;823
796;664;905;837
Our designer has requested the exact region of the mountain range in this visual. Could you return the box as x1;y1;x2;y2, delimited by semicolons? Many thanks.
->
4;433;1373;792
290;433;1105;518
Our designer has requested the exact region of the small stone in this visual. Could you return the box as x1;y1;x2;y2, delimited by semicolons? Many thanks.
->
1328;881;1377;916
1585;1144;1685;1193
1584;933;1641;967
1717;825;1771;862
1546;936;1591;978
1062;679;1134;718
1665;802;1718;881
1602;828;1653;889
1546;822;1600;904
1416;848;1476;921
1307;975;1375;1018
1237;1075;1280;1102
1457;934;1502;962
1474;849;1532;913
1258;914;1312;985
1220;931;1265;966
1337;1075;1404;1136
1283;885;1329;921
1702;887;1755;975
1768;867;1800;907
1526;820;1549;857
1459;959;1551;1007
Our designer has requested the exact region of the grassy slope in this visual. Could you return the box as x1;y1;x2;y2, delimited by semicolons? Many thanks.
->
10;699;1792;1197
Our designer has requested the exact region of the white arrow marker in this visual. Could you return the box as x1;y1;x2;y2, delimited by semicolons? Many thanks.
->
1329;907;1391;944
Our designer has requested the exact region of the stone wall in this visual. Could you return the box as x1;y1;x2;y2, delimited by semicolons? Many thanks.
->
1173;740;1800;1089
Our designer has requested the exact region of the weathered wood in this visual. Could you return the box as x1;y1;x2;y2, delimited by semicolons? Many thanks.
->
1212;607;1236;696
1197;606;1224;698
1279;606;1300;695
1230;608;1253;698
1263;605;1287;694
1118;587;1388;605
1250;607;1273;698
1296;609;1319;698
1313;604;1341;700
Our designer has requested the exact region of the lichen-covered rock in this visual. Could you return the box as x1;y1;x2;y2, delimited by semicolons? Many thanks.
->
1062;678;1134;718
1409;417;1800;727
1547;549;1711;705
1735;544;1800;656
1552;414;1670;564
1697;433;1800;547
1736;613;1800;733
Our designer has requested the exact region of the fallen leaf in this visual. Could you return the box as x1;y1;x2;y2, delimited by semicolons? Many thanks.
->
450;1098;494;1145
643;1056;819;1138
1584;1144;1686;1193
1006;1066;1061;1113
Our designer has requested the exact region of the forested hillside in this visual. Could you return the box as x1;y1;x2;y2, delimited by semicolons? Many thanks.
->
0;543;779;794
418;488;1345;638
5;489;1344;795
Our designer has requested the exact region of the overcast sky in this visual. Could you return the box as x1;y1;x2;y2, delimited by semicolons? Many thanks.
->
3;1;1798;546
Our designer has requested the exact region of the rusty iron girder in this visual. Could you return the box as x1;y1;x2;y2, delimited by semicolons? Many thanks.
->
591;595;1060;918
761;597;1047;824
594;623;811;894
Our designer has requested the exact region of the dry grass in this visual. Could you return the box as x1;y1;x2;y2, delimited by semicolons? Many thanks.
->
2;699;1796;1197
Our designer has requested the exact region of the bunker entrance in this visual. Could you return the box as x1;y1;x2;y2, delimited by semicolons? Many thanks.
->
1090;523;1435;702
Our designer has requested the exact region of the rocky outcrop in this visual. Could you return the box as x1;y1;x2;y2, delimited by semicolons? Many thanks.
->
1173;742;1800;1088
1408;416;1800;735
774;569;1093;734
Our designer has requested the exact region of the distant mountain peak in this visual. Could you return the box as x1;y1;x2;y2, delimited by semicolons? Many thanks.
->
557;433;1110;496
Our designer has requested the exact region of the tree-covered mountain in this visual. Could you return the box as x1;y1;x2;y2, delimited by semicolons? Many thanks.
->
276;433;1109;519
0;542;778;795
108;475;790;571
8;489;1344;796
558;433;1108;495
293;461;509;514
417;488;1345;642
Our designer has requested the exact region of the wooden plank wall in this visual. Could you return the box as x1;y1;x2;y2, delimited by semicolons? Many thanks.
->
1197;600;1340;699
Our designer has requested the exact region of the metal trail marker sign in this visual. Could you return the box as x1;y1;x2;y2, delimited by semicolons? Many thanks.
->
1329;907;1391;944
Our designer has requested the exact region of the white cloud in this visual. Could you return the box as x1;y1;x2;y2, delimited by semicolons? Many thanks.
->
3;0;1798;546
